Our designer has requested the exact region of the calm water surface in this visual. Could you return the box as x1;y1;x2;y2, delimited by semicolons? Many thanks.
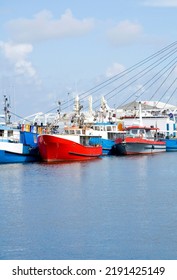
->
1;153;177;260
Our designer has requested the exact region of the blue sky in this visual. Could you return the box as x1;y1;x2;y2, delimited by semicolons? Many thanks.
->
0;0;177;119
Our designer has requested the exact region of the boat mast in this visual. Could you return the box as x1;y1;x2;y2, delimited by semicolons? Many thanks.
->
139;101;143;126
72;95;84;127
3;95;11;125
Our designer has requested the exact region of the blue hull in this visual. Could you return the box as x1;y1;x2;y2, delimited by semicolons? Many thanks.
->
0;131;40;164
0;149;39;163
89;137;115;155
165;138;177;152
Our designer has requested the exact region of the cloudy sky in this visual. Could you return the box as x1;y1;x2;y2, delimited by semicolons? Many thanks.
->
0;0;177;119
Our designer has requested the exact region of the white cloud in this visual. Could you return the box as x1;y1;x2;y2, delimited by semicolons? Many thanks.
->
106;63;125;78
0;41;41;84
0;41;33;63
142;0;177;7
107;20;143;47
5;9;95;43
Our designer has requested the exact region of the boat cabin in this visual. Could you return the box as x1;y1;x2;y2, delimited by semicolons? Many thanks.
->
0;125;20;142
91;122;125;140
125;126;158;139
62;126;101;146
64;126;84;135
92;122;118;132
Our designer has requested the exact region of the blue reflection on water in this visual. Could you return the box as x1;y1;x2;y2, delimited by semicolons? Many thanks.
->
1;153;177;260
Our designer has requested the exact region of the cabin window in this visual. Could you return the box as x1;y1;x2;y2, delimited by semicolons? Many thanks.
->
0;130;4;137
80;136;87;145
108;132;113;140
131;129;138;134
7;130;14;137
146;130;152;137
108;132;117;140
139;129;145;134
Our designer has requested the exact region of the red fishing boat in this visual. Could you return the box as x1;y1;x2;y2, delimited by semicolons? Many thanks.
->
112;125;166;155
38;132;102;162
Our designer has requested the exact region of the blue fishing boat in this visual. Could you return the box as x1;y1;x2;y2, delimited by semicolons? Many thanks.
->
0;95;40;163
88;122;125;155
0;125;39;163
164;138;177;152
89;137;115;155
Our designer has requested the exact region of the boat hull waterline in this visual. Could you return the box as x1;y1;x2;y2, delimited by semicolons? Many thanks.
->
38;134;102;162
0;148;39;163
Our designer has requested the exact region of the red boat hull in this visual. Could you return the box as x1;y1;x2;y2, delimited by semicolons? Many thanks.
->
38;134;102;162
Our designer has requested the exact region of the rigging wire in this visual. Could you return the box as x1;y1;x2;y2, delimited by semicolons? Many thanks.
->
156;75;177;106
45;41;177;113
81;43;177;110
91;48;177;110
162;85;177;109
8;42;177;123
77;41;177;99
9;111;31;123
149;64;177;101
122;59;177;111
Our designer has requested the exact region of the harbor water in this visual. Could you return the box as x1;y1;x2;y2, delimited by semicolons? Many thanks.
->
1;153;177;260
